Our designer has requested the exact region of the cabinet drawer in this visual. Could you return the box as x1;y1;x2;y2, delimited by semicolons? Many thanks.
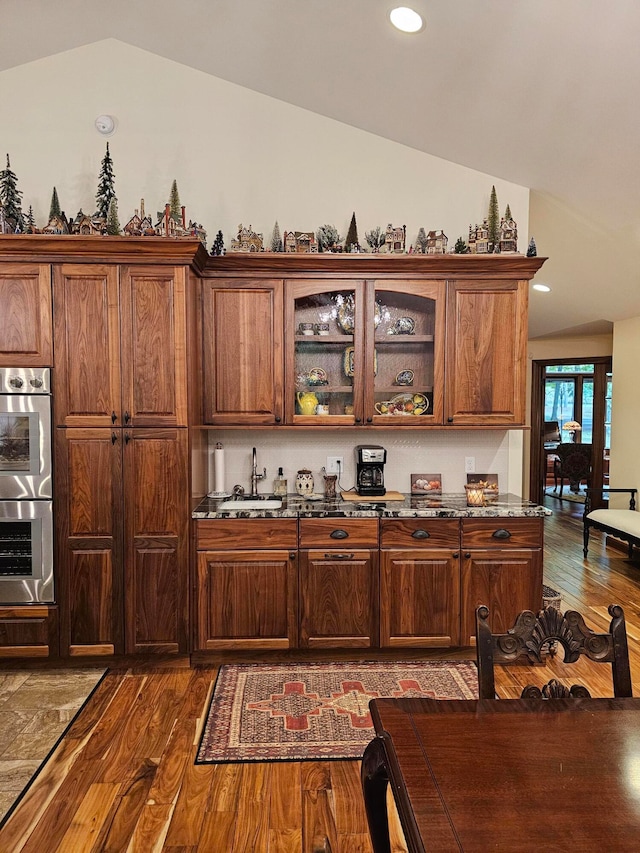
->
380;518;460;549
461;518;543;549
299;518;379;548
196;519;298;550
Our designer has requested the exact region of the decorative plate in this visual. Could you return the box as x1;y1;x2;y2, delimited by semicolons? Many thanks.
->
395;369;414;386
344;346;377;377
375;392;429;416
307;366;328;385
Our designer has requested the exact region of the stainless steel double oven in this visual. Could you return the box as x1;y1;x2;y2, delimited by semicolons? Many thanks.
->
0;367;54;603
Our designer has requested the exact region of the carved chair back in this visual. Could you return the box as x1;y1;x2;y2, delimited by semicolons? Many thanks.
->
475;604;632;700
553;442;592;495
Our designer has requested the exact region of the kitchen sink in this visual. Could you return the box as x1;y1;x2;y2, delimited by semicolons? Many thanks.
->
218;499;283;510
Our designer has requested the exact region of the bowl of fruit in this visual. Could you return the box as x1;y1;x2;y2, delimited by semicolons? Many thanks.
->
374;393;429;416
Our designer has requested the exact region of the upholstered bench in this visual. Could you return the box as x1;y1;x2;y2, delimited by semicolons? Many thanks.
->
583;488;639;559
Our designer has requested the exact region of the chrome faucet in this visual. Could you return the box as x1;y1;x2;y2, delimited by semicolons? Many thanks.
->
250;447;267;498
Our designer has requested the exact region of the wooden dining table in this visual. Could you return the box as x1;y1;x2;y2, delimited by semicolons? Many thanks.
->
361;696;640;852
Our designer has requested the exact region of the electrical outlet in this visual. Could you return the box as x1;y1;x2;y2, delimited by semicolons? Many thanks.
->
326;456;344;474
465;456;476;474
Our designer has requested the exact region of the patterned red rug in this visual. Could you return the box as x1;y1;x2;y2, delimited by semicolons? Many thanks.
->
196;660;478;763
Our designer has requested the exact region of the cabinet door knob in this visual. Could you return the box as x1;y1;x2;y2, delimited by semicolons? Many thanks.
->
330;529;349;539
289;552;296;560
111;432;117;445
355;417;362;424
464;552;471;559
453;552;459;559
325;553;354;560
366;417;373;423
447;416;454;423
111;410;117;424
492;528;512;540
411;529;430;539
124;432;131;444
124;411;131;424
275;416;281;423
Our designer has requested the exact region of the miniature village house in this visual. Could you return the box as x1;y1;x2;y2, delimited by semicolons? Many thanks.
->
283;230;318;253
384;223;406;253
468;219;490;254
123;199;156;237
70;209;103;236
426;229;448;254
230;224;264;253
499;214;518;253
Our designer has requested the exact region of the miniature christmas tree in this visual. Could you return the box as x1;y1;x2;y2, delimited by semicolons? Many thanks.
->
487;185;500;251
210;230;225;256
504;204;512;221
95;143;116;221
414;227;428;254
0;154;24;231
169;180;181;222
454;236;469;254
49;187;61;219
526;237;537;257
316;224;341;252
345;212;360;252
106;197;121;235
365;225;384;252
270;221;283;252
23;205;36;233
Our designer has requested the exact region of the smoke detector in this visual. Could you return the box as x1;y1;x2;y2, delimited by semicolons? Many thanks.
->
95;115;116;136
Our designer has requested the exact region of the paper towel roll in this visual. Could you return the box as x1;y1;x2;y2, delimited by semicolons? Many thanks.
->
213;443;225;493
207;442;231;497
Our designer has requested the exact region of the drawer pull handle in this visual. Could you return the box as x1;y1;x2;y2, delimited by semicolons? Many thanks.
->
453;553;459;559
464;552;471;559
330;529;349;540
289;552;296;560
411;529;430;539
325;553;354;560
492;528;512;540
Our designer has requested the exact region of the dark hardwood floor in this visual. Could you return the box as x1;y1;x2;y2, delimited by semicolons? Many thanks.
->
1;497;638;852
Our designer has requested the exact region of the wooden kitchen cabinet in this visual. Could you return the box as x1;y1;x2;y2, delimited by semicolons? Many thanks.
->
379;518;461;648
53;263;188;428
459;517;544;645
284;279;445;425
0;263;52;366
445;279;528;425
0;606;58;658
201;279;284;425
195;519;298;650
298;518;379;648
56;427;189;656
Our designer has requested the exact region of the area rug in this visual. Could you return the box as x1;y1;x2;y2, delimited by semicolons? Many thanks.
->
544;486;586;504
196;660;478;763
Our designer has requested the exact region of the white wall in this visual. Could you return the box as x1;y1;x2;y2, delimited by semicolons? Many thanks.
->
0;39;529;255
610;318;640;507
1;39;532;497
207;430;512;498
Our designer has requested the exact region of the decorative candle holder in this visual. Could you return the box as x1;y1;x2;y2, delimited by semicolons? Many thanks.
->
465;484;486;507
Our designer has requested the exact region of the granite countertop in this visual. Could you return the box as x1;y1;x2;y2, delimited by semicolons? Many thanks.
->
192;493;551;519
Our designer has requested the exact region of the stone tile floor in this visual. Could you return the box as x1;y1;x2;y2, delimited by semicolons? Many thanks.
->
0;668;105;823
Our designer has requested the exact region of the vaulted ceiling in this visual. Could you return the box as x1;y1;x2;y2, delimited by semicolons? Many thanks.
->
2;0;639;339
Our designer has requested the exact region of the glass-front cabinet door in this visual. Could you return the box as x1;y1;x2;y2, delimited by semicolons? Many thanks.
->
285;281;365;424
285;279;444;426
367;281;445;425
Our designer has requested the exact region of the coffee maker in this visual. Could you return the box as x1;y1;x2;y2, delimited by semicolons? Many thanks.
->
355;445;387;496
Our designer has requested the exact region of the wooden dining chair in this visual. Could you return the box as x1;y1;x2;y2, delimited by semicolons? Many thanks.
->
475;603;632;700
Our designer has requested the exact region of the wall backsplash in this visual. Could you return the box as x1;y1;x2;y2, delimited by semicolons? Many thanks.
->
207;430;519;497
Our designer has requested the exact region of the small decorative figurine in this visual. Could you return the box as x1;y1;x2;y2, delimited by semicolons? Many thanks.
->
295;469;315;495
283;230;318;253
211;230;225;256
95;142;116;224
270;220;283;252
344;212;360;252
316;224;342;252
0;153;24;232
527;237;538;257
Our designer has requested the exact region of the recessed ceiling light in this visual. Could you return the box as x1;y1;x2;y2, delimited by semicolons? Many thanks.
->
389;6;424;33
532;283;551;292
